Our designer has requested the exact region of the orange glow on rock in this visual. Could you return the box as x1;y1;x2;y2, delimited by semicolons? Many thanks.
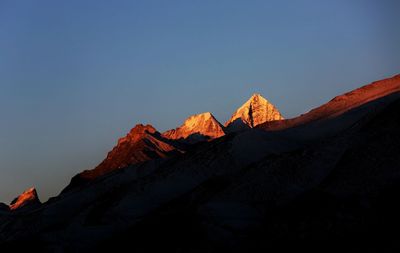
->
9;187;40;211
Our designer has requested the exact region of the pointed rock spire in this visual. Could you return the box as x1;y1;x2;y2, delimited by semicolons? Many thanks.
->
225;93;284;128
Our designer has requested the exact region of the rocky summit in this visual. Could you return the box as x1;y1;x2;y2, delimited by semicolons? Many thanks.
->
163;112;225;142
225;93;284;129
62;124;182;191
9;187;41;211
93;124;179;173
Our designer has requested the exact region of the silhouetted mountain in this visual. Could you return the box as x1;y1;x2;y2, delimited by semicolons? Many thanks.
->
1;74;400;252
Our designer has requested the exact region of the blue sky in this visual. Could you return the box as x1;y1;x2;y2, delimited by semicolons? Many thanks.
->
0;0;399;202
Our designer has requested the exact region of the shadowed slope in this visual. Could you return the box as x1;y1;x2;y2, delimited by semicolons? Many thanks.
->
94;96;400;253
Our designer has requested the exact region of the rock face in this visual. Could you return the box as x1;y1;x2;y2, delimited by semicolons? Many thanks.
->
61;124;182;193
163;112;225;142
225;93;284;129
69;124;181;183
9;187;41;211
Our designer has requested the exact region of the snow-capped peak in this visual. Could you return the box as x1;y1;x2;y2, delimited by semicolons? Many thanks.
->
163;112;225;140
225;93;284;128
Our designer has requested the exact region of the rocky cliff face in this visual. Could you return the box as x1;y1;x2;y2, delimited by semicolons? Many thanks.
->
68;124;182;184
98;124;179;169
9;187;41;211
225;93;284;129
163;112;225;142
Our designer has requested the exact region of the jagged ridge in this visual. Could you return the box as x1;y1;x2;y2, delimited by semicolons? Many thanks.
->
259;74;400;131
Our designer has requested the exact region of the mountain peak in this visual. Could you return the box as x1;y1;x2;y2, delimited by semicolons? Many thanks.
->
117;124;158;145
9;187;41;211
251;93;263;98
163;112;225;142
62;123;181;188
182;112;216;128
225;93;284;128
129;124;157;135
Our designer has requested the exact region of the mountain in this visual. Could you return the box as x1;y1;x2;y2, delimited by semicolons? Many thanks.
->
225;93;284;130
63;124;183;191
1;74;400;252
9;187;41;211
92;124;180;174
163;112;225;142
259;74;400;132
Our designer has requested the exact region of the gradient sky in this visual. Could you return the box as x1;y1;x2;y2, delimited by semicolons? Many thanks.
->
0;0;399;203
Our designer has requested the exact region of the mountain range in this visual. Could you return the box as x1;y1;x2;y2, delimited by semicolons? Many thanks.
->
1;74;400;252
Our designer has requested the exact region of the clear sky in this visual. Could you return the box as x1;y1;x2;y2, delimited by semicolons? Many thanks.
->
0;0;399;203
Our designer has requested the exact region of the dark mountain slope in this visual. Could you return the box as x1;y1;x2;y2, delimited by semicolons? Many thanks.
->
94;97;400;253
